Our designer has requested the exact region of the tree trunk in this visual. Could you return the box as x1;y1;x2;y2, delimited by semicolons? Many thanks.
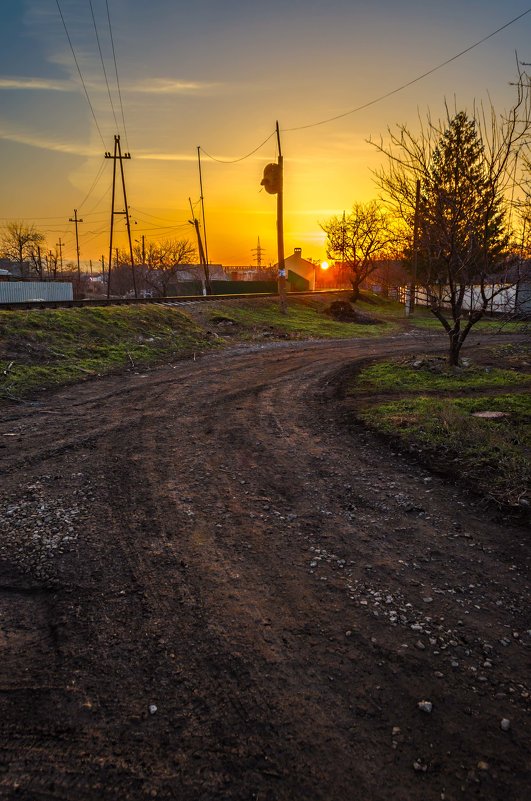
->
350;280;361;304
448;331;462;366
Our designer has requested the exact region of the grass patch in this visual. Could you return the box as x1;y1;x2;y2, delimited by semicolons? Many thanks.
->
352;359;531;393
0;305;215;400
360;395;530;507
206;295;397;340
350;353;530;508
408;310;528;335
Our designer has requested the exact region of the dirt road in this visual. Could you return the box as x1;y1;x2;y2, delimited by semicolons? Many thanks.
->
0;333;529;800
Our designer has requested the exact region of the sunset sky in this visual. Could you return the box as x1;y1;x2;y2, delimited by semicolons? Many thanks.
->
0;0;530;267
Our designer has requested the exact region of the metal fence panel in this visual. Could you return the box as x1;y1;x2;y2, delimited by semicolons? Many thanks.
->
0;282;74;304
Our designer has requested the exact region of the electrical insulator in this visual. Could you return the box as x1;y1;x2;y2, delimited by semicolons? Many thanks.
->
261;162;281;194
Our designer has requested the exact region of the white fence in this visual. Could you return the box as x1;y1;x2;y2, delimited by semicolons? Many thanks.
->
399;283;531;316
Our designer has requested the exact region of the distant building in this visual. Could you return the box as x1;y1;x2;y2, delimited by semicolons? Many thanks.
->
275;248;317;290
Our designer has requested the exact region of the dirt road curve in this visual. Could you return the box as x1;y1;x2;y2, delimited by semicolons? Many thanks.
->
0;334;529;801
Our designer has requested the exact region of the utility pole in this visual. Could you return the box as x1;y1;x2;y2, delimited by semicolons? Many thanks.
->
101;254;105;284
260;122;287;313
56;238;64;273
275;122;287;314
188;198;212;294
69;209;83;282
105;135;137;299
197;147;209;269
406;179;421;316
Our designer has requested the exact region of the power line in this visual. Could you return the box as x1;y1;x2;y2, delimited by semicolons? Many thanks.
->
200;130;276;164
55;0;107;149
89;0;120;134
78;159;107;210
105;0;129;151
284;7;531;132
130;207;189;224
83;181;113;216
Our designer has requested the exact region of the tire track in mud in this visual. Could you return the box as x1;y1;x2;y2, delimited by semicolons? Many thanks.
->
0;333;529;801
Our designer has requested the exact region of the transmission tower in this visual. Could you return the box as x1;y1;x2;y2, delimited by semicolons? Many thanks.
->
251;236;266;268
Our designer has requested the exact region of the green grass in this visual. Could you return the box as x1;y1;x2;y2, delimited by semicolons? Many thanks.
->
208;295;397;339
360;395;530;506
351;355;530;508
407;311;528;334
0;305;215;399
352;360;531;393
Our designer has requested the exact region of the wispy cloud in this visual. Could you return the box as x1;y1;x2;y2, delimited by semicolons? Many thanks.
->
135;151;198;162
0;126;98;157
0;76;74;92
129;78;219;95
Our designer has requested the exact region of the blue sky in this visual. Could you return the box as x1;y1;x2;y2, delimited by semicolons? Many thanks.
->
0;0;530;264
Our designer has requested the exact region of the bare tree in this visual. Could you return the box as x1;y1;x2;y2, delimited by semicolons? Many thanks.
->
132;238;196;297
371;67;531;365
321;201;393;302
0;221;45;278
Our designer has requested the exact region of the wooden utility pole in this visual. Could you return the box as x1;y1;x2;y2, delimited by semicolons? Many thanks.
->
101;254;105;284
69;209;83;281
188;198;212;294
197;147;210;269
56;238;64;273
105;135;137;299
406;179;421;316
36;246;43;280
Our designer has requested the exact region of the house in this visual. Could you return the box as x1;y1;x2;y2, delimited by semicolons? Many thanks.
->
274;248;317;291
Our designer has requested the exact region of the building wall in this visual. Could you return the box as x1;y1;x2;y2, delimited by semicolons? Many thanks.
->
0;282;74;304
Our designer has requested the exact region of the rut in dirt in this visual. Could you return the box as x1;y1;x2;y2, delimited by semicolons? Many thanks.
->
0;333;529;801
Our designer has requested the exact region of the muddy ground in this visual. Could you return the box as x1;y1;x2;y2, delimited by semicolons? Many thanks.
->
0;331;529;800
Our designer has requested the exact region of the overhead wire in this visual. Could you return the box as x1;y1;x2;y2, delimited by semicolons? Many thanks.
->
78;159;107;210
105;0;129;151
283;7;531;132
199;130;276;164
89;0;121;135
55;0;107;149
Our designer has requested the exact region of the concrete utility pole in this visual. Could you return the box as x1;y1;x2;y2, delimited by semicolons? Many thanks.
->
261;122;286;312
105;134;137;299
275;122;287;314
69;209;83;281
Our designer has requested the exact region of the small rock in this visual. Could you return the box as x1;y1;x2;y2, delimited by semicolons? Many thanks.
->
500;718;511;731
413;759;428;772
477;761;489;771
392;726;401;736
416;640;426;651
418;700;433;713
149;704;158;715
